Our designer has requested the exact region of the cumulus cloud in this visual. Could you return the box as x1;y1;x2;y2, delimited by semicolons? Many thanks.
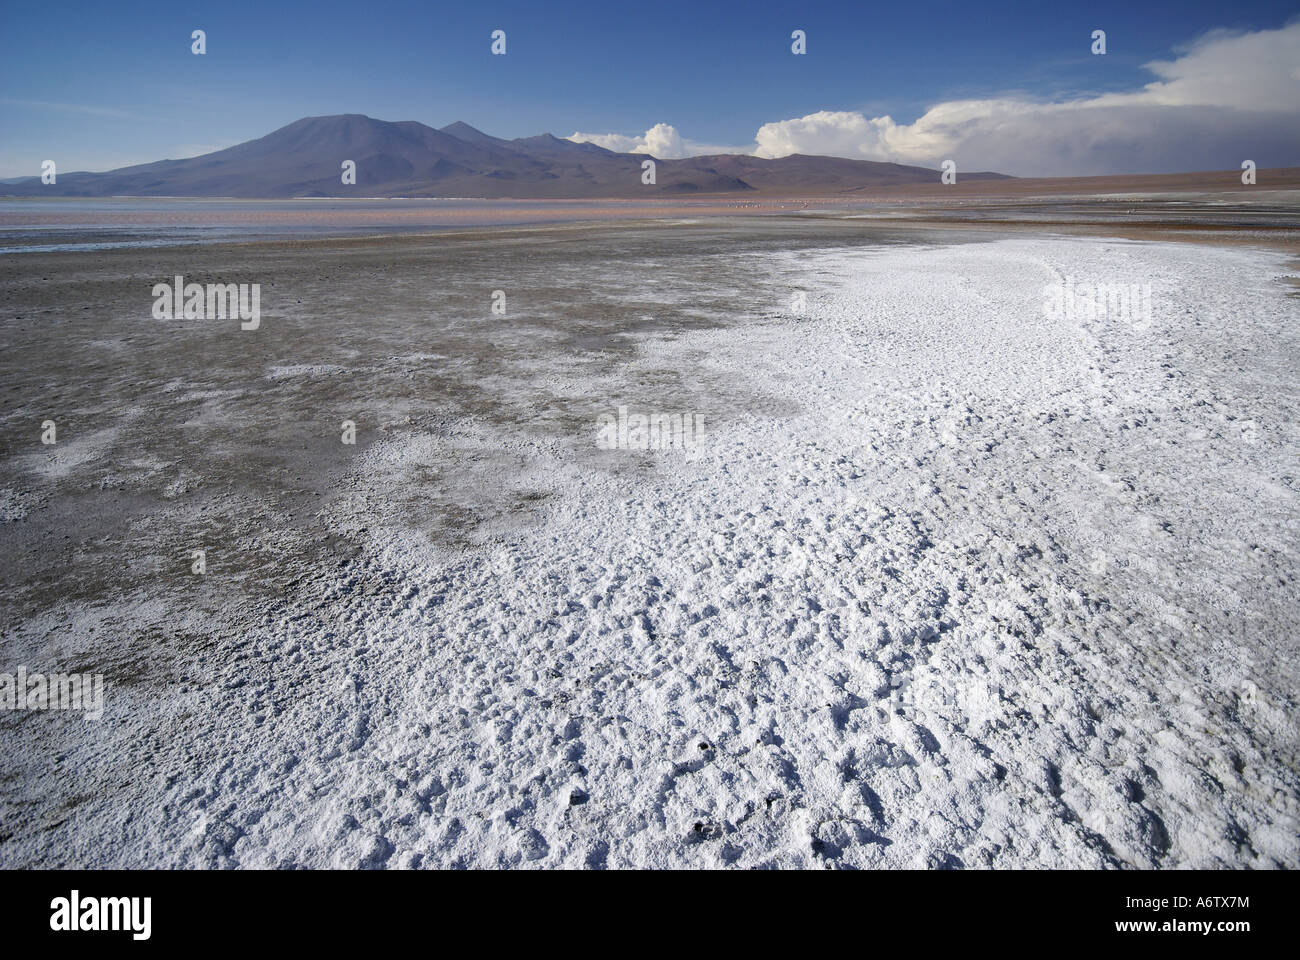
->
566;130;643;153
571;23;1300;176
753;22;1300;175
567;123;742;159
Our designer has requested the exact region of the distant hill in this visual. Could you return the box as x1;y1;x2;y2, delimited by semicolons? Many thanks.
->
1;114;1010;198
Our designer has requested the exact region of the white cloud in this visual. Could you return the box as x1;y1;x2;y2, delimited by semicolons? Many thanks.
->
567;123;743;159
1131;25;1300;109
639;123;685;158
570;23;1300;176
566;131;643;153
753;23;1300;175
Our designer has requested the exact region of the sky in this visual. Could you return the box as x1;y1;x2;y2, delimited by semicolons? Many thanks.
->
1;0;1298;178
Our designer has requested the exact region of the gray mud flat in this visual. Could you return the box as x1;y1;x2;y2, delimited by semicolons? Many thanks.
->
0;220;927;624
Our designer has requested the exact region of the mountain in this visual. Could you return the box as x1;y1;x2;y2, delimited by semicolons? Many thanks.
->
437;121;510;147
1;114;1009;199
672;153;1007;192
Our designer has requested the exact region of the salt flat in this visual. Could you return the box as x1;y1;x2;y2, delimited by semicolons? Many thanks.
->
1;224;1297;868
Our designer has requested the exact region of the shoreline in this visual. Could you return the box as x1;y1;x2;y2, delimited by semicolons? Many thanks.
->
4;212;1300;261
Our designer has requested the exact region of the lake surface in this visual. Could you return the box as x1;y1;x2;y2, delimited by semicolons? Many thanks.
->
5;195;1297;254
0;197;808;252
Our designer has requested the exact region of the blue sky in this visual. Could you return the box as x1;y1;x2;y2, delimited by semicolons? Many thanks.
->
2;0;1298;177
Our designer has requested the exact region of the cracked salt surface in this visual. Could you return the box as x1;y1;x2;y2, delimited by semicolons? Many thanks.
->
3;235;1298;868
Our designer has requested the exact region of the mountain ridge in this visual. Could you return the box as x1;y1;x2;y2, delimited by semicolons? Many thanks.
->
3;114;1010;199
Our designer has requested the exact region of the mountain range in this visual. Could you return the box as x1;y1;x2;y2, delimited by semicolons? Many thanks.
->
2;114;1011;199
